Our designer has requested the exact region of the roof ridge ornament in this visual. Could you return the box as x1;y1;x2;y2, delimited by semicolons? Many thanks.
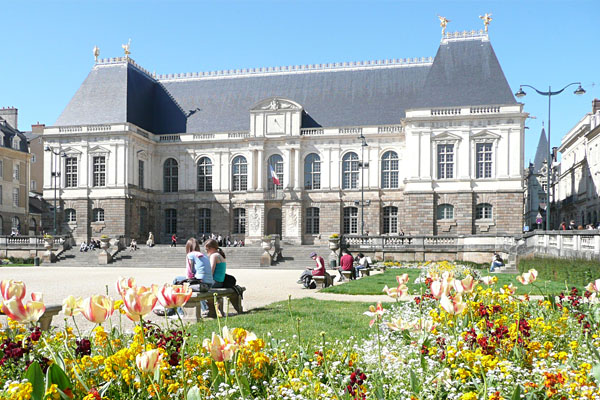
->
438;15;451;36
479;13;492;33
93;46;100;63
122;39;131;58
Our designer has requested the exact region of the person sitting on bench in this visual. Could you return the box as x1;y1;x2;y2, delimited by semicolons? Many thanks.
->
339;249;356;280
297;252;325;289
355;253;370;274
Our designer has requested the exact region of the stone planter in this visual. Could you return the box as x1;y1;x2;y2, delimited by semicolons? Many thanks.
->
328;237;340;267
42;239;56;263
260;238;273;267
261;238;272;252
98;237;112;264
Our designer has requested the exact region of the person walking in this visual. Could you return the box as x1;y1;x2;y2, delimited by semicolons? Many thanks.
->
171;233;178;247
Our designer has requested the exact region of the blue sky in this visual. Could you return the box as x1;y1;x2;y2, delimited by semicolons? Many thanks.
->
1;0;598;163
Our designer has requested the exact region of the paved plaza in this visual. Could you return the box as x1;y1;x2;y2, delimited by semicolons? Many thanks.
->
0;266;391;331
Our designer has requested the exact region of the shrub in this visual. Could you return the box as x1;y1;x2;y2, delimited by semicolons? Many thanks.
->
518;256;600;287
7;256;34;265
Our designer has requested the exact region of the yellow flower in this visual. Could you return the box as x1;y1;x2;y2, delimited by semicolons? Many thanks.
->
461;392;478;400
44;384;60;400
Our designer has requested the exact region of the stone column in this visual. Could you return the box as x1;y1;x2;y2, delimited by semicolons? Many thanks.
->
284;148;291;189
257;149;264;191
294;148;301;190
247;150;255;191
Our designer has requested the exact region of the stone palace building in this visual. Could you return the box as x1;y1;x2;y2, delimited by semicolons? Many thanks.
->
43;30;526;244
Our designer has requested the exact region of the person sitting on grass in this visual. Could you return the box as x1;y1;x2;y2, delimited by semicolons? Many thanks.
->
297;252;325;289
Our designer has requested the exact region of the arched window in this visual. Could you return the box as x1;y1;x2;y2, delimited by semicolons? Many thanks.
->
343;207;358;234
306;207;320;234
342;152;359;189
304;153;321;190
29;218;37;234
163;158;179;193
232;156;247;191
165;209;177;234
267;154;284;191
381;151;399;189
197;157;213;192
65;209;77;223
383;206;398;234
437;204;454;220
198;208;211;234
233;208;246;234
11;216;20;231
476;203;493;220
92;208;104;222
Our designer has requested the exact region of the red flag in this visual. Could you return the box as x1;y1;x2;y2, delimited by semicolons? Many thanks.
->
269;164;280;186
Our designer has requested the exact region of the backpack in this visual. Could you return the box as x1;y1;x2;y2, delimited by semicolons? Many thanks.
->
223;274;237;288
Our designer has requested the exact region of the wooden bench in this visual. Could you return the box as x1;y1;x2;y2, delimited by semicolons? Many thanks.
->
182;287;246;322
312;273;334;288
0;304;61;331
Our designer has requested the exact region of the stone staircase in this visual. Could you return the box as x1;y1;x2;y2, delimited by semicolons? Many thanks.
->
53;244;330;270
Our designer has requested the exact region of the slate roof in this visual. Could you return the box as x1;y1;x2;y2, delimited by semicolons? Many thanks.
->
533;127;548;173
55;35;516;134
0;119;28;153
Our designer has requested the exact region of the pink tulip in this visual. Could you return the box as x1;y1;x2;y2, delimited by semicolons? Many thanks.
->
136;349;163;374
364;302;385;327
155;283;193;309
0;280;26;301
586;279;600;293
80;295;114;324
516;269;538;285
121;285;157;321
2;292;45;324
452;276;475;294
383;284;410;300
480;276;495;285
440;293;466;315
116;276;137;295
203;330;238;362
396;274;410;286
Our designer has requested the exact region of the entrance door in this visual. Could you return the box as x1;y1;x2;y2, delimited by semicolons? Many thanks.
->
266;208;282;237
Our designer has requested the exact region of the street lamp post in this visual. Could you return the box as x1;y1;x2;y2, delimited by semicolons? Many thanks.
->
358;133;369;236
45;146;66;235
515;82;585;231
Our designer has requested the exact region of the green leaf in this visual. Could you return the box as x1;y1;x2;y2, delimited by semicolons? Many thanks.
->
591;364;600;383
24;362;44;400
410;369;421;394
187;386;202;400
47;363;72;392
511;384;521;400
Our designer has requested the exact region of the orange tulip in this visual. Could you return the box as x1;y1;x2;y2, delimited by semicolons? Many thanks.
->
121;285;158;321
155;283;193;309
2;292;45;324
136;349;162;374
80;295;114;324
203;327;238;362
0;279;26;301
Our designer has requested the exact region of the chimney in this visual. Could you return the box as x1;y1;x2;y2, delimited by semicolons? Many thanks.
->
593;98;600;114
31;123;45;134
0;107;18;129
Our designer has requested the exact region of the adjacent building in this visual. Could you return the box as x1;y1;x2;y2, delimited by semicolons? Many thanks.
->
43;30;527;244
524;127;550;230
0;107;31;235
552;99;600;228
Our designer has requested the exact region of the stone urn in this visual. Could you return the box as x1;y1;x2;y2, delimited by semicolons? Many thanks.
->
43;238;53;251
98;236;112;265
261;237;273;252
100;236;110;250
42;237;56;263
260;236;273;267
328;236;340;267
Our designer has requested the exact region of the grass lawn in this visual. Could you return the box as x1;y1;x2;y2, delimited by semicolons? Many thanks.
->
321;268;585;296
0;264;34;267
190;298;377;344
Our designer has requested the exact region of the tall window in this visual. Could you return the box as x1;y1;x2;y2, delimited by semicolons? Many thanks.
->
163;158;178;193
12;188;19;207
65;157;77;187
93;156;106;187
343;207;358;234
11;216;19;231
165;209;177;234
0;185;2;204
197;157;213;192
232;156;247;191
13;164;20;181
31;181;36;191
198;208;211;234
233;208;246;234
306;207;320;234
342;152;359;189
138;160;145;189
65;209;76;223
92;208;104;222
304;153;321;190
437;144;454;179
139;207;147;233
0;160;3;177
437;204;454;220
476;143;493;178
476;203;493;220
381;151;399;189
383;206;398;234
267;154;284;191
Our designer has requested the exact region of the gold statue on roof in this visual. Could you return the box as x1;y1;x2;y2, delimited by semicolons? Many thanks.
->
93;46;100;62
122;39;131;57
479;13;492;33
438;15;451;36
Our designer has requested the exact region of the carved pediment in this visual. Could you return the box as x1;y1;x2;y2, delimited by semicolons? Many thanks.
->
432;131;461;142
62;147;82;156
471;130;501;141
88;145;110;155
250;97;303;112
137;150;148;160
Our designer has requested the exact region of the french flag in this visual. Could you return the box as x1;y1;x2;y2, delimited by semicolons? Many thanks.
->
269;164;280;186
